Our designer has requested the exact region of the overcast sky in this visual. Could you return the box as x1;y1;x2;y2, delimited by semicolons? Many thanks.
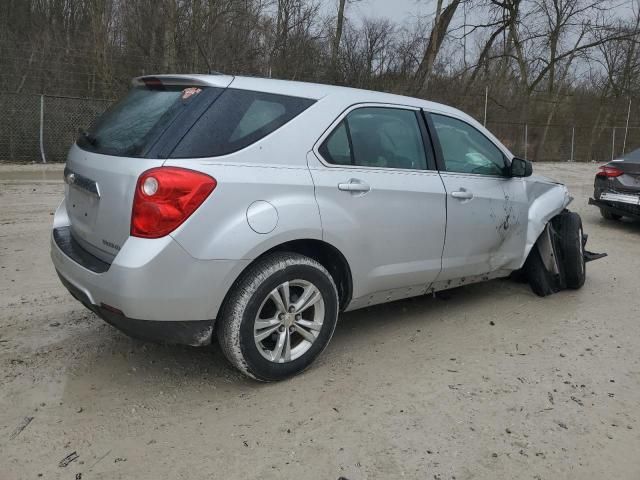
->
319;0;433;25
316;0;638;78
319;0;637;25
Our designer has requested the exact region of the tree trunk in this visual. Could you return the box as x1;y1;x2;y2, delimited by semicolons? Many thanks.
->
410;0;461;96
163;0;177;73
331;0;347;83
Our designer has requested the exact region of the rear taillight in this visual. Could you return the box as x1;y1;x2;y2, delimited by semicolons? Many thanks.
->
131;167;216;238
596;165;624;178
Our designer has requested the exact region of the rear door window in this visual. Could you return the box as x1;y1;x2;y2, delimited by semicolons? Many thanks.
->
77;85;208;157
319;107;428;170
170;89;315;158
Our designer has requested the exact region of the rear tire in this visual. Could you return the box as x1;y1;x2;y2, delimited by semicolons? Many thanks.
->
216;252;339;381
556;212;586;289
600;208;622;221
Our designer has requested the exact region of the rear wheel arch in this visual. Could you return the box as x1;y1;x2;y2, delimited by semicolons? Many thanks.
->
220;239;353;315
270;239;353;311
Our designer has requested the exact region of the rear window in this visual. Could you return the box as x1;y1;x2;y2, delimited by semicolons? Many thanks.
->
77;85;207;157
170;89;315;158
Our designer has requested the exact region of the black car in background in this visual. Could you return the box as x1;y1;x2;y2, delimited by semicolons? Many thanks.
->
590;148;640;221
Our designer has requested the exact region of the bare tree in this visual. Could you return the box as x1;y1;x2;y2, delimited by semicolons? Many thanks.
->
331;0;348;81
330;0;362;82
362;18;395;85
269;0;321;78
3;0;640;163
410;0;464;95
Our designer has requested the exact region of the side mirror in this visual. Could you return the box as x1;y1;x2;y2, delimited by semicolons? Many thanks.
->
510;157;533;177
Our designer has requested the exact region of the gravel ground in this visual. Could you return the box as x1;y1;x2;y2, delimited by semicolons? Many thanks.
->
1;162;639;480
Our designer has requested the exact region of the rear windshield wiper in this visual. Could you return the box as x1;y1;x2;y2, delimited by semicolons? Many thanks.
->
78;128;98;146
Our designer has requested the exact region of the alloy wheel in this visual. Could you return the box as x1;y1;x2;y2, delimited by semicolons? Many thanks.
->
253;279;325;363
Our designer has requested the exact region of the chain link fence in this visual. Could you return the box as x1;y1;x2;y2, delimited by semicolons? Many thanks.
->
487;122;640;163
0;93;111;163
1;91;639;163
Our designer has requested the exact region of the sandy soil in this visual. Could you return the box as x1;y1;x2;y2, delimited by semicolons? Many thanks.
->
1;162;639;480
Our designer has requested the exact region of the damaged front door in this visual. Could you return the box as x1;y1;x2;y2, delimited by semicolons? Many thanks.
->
427;112;529;280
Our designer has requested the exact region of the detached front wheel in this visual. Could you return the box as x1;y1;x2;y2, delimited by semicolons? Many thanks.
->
217;252;339;381
556;211;586;289
525;211;586;296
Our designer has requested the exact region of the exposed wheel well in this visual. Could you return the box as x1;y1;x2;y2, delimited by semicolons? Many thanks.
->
218;239;352;314
216;239;353;322
265;239;353;311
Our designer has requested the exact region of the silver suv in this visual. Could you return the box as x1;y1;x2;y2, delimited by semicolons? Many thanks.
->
51;74;593;381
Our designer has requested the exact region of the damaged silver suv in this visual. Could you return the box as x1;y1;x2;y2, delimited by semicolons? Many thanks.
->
51;74;600;381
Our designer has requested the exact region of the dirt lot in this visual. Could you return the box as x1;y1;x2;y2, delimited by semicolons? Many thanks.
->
1;162;639;480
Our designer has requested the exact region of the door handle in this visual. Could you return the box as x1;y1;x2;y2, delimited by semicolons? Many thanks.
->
451;190;473;200
338;179;370;193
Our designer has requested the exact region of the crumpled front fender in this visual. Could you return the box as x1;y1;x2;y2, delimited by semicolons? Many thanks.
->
523;180;572;266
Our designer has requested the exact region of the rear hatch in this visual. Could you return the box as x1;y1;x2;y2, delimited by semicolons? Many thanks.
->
64;75;233;262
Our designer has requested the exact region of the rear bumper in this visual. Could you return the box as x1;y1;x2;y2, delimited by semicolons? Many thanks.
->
57;271;213;346
50;202;250;342
589;197;640;219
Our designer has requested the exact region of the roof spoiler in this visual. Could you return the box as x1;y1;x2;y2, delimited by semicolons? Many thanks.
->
132;74;234;89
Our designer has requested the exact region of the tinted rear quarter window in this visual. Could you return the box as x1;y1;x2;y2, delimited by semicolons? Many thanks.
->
319;122;351;165
170;89;315;158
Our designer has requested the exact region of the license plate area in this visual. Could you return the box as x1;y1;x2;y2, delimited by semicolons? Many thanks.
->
67;184;100;231
600;192;640;205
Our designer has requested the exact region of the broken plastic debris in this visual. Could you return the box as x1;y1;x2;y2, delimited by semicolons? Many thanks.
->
9;416;33;440
59;451;79;467
181;87;202;100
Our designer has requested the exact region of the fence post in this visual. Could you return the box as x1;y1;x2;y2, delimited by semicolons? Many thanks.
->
524;123;528;160
611;127;616;161
483;86;488;127
39;94;47;164
623;97;631;155
570;126;575;162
